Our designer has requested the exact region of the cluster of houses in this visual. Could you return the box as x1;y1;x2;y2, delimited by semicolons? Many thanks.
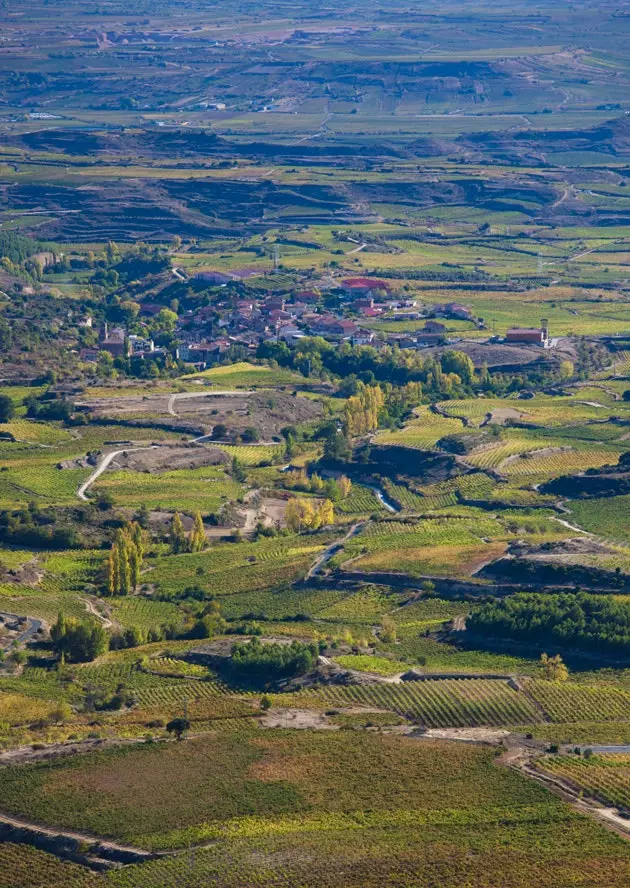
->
78;273;553;369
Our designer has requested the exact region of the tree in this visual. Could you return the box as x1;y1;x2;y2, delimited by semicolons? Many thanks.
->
285;498;315;533
0;394;14;424
381;615;397;643
559;360;574;380
260;694;272;711
189;511;205;553
339;476;352;499
212;423;228;440
231;457;246;483
440;350;474;385
166;717;191;741
241;427;260;443
170;512;187;554
343;385;384;437
105;521;145;595
317;499;335;527
540;653;569;682
49;702;73;725
51;614;108;663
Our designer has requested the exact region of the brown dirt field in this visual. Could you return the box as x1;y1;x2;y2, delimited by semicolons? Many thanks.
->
176;391;322;438
77;391;322;438
487;407;525;424
259;708;336;730
114;443;229;473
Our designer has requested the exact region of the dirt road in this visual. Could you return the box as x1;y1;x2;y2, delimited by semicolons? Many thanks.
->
77;446;157;500
0;809;153;860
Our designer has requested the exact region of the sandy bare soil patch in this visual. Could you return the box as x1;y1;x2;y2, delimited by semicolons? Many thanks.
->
114;443;229;473
260;708;337;729
422;727;511;743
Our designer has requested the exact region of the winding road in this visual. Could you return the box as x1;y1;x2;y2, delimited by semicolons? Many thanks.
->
307;521;365;579
0;612;45;648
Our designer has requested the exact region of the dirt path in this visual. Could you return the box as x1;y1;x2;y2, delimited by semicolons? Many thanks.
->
83;597;114;630
0;809;154;860
348;243;367;254
551;186;571;209
551;516;593;535
77;446;157;501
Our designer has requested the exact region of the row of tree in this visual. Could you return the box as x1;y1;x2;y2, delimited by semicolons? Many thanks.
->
106;521;145;595
170;511;206;554
283;469;352;501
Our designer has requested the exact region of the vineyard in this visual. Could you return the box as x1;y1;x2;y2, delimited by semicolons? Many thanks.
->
332;513;530;577
212;444;283;465
525;680;630;724
0;843;103;888
305;678;543;727
335;484;385;514
0;728;573;853
183;361;304;388
93;466;244;513
538;754;630;811
500;448;621;478
1;419;72;445
147;533;333;598
374;407;464;449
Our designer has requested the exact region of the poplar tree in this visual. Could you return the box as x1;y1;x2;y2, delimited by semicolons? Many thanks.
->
189;511;205;553
170;512;187;554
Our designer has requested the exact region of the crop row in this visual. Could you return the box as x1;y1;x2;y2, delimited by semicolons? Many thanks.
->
500;448;620;478
540;755;630;810
310;679;542;727
526;680;630;723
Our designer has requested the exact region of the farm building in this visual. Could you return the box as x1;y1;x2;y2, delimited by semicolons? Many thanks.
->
506;327;548;346
423;321;447;334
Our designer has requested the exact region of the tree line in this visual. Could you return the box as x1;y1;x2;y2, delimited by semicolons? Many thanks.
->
468;592;630;657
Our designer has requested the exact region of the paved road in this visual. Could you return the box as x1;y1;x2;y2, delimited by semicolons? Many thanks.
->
0;612;45;647
307;522;365;579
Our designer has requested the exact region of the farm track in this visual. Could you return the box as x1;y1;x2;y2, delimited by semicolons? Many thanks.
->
77;446;158;501
0;809;154;862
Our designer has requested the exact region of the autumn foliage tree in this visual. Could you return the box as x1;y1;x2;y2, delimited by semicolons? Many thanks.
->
285;497;335;532
170;512;187;554
343;384;384;438
189;511;206;553
106;521;145;596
